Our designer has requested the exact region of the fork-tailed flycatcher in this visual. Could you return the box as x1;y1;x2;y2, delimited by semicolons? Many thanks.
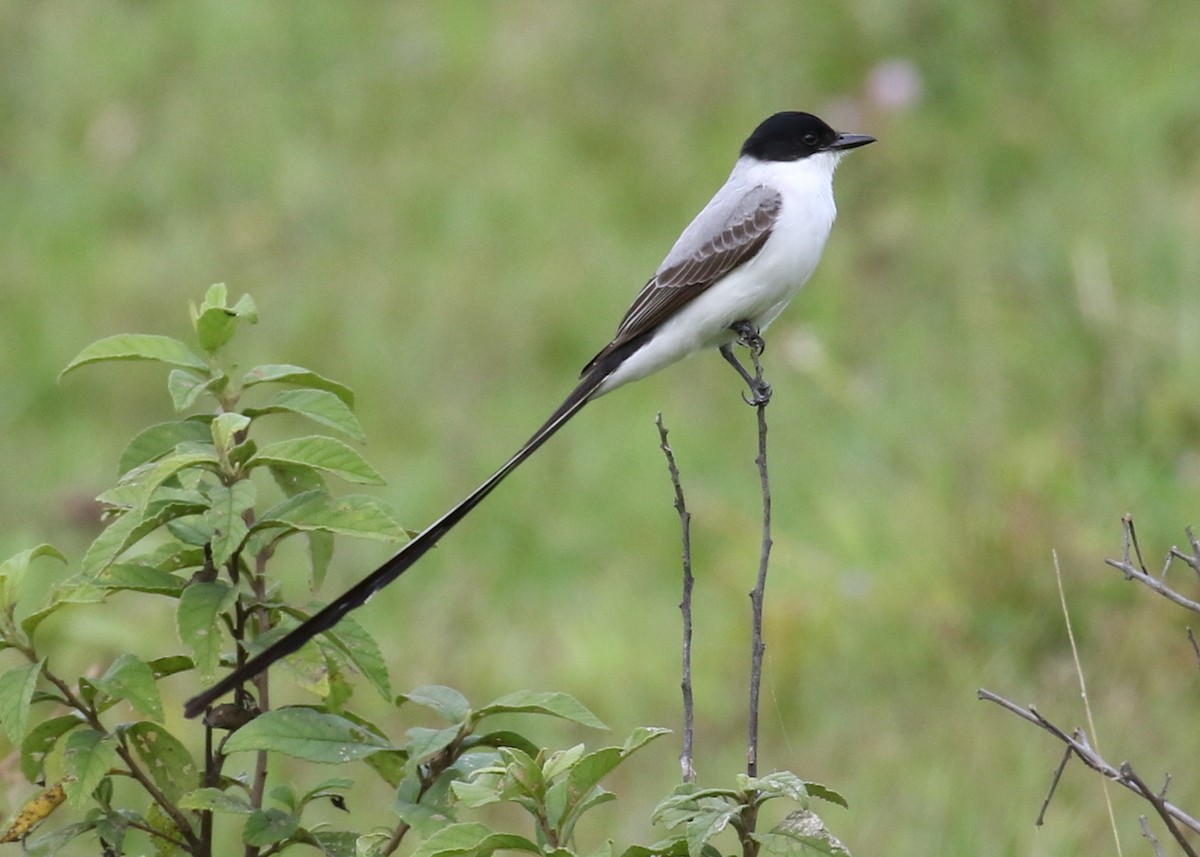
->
185;111;873;718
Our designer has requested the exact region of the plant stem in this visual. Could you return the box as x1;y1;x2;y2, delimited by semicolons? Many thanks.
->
746;346;773;780
656;413;696;783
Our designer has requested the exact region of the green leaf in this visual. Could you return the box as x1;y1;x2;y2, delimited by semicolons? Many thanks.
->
245;388;366;442
21;714;84;781
308;530;334;590
476;691;607;730
189;285;255;352
0;544;67;609
270;782;299;812
403;726;462;770
168;368;215;411
197;282;229;310
20;579;106;639
60;334;208;379
400;686;471;723
119;420;214;475
617;841;690;857
498;746;544;801
241;364;355;406
365;749;407;789
255;490;407;542
94;655;163;722
178;787;253;814
176;582;235;678
124;722;197;803
269;463;327;496
211;412;252;455
408;822;541;857
242;808;300;847
304;830;358;857
803;782;849;810
222;708;396;763
193;306;238;354
23;821;95;855
392;800;455;838
205;481;256;566
468;731;541;758
249;437;383;485
683;806;741;857
80;501;207;577
95;564;186;596
758;810;850;857
542;744;586;782
62;729;122;806
0;662;43;744
147;655;194;680
231;292;258;320
320;614;391;702
81;452;219;575
449;775;505;810
92;808;131;854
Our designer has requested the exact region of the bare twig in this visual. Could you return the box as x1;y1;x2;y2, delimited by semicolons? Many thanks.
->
746;344;773;782
656;413;696;783
977;689;1200;837
1036;747;1072;826
1140;816;1167;857
1123;514;1149;574
1122;763;1199;857
1052;550;1123;854
1105;556;1200;615
1187;628;1200;670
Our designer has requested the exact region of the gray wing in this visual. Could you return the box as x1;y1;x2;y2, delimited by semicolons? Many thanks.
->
582;183;782;374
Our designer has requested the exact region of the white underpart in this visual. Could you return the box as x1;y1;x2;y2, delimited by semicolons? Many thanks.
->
594;149;845;396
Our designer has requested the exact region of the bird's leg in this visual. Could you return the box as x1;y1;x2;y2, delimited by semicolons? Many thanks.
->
720;321;772;406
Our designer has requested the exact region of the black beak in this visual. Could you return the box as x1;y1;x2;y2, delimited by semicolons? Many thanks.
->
826;133;876;151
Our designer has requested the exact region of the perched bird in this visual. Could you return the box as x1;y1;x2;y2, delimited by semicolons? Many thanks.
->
185;111;873;719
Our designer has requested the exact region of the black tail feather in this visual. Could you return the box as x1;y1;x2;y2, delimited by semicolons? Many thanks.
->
183;352;628;719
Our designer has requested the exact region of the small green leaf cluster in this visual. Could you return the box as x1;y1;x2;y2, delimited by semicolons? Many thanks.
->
0;286;417;854
648;773;848;857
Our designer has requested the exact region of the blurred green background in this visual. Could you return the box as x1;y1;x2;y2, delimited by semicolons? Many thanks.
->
3;1;1200;854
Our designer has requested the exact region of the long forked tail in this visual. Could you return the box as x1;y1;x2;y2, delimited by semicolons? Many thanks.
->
183;350;628;719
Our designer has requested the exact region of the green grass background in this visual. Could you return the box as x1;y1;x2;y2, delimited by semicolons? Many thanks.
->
3;2;1200;854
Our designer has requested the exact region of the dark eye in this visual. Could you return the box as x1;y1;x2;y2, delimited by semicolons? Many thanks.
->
802;133;819;147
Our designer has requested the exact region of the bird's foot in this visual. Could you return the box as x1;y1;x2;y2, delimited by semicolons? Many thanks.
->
719;342;772;407
741;379;773;407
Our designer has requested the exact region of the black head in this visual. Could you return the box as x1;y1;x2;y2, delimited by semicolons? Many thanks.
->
740;111;875;162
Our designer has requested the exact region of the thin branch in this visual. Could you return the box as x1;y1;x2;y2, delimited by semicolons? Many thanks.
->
655;413;696;784
1122;763;1198;857
1139;816;1167;857
1105;556;1200;615
1036;747;1071;826
746;344;773;783
977;689;1200;836
1123;514;1149;574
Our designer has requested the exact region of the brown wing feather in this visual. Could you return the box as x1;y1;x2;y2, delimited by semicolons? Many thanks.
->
582;189;782;375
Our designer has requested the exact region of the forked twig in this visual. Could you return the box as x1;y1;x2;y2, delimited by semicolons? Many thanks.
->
977;689;1200;844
